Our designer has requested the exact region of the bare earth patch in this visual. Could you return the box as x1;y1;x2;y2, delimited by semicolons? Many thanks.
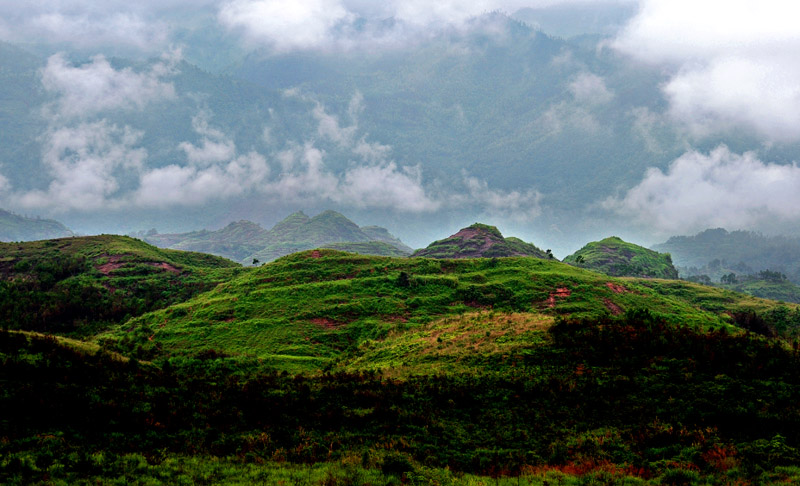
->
603;299;623;315
548;287;572;308
310;317;340;329
96;255;124;275
605;282;628;294
149;262;180;274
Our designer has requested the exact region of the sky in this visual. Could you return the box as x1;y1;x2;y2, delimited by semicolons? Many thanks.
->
1;0;799;252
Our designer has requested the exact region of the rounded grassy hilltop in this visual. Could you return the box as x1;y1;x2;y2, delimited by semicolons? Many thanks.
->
564;236;679;279
411;223;550;259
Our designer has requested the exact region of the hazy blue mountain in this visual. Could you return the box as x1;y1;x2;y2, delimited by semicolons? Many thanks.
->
247;210;413;263
654;229;800;284
144;220;270;263
144;211;412;264
0;209;73;241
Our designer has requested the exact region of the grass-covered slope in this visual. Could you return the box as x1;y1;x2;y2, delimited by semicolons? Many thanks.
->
412;223;550;259
0;209;73;242
564;236;679;279
321;240;411;257
100;250;794;373
0;235;242;336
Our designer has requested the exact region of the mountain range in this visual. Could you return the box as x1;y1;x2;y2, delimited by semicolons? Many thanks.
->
143;210;412;264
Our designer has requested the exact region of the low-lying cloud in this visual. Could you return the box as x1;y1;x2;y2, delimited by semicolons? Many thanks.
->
605;145;800;234
18;122;146;211
218;0;633;53
613;0;800;142
42;52;178;120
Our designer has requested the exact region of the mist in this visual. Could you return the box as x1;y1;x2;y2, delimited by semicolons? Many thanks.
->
1;0;798;256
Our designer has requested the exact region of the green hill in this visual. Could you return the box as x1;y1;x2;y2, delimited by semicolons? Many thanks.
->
144;211;412;264
411;223;550;259
6;248;800;485
564;236;679;279
98;249;793;373
0;235;241;336
0;209;73;242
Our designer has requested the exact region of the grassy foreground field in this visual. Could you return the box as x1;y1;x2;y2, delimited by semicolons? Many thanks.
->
4;245;800;485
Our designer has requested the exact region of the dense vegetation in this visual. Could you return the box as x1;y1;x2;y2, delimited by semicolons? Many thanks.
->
0;235;241;337
3;237;800;484
685;269;800;305
4;310;800;485
564;236;679;279
412;223;550;259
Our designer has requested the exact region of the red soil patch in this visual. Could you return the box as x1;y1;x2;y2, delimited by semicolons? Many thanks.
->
96;255;180;275
96;255;123;275
548;287;572;308
449;228;498;257
149;262;180;274
605;282;628;294
603;298;623;315
310;250;322;258
310;317;339;329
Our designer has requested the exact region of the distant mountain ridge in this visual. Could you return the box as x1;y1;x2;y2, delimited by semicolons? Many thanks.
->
412;223;550;259
0;209;73;242
654;228;800;284
564;236;678;279
144;210;412;264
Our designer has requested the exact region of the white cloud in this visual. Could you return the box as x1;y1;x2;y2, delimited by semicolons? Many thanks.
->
569;72;613;106
18;121;146;211
313;102;358;146
218;0;353;52
42;53;177;120
134;151;270;206
337;163;439;211
613;0;800;141
459;174;542;221
663;57;800;141
604;145;800;234
178;113;237;165
538;71;614;136
218;0;633;53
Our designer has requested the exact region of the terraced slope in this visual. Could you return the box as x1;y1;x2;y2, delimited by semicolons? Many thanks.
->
100;250;792;373
412;223;550;259
564;236;679;279
0;235;242;335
